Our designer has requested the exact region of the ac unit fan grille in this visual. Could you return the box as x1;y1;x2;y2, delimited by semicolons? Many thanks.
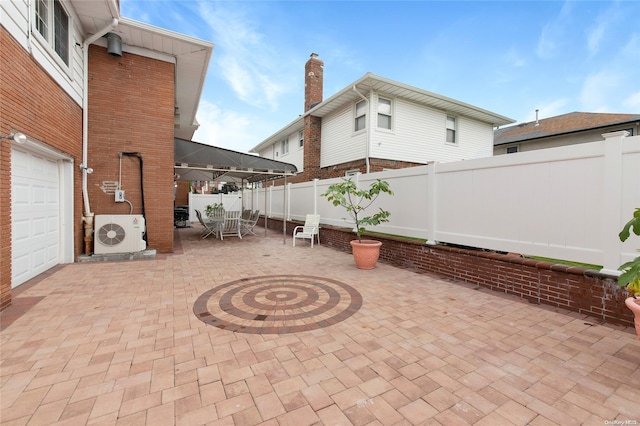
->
98;223;126;246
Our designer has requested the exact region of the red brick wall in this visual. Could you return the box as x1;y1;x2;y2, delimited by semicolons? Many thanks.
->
175;181;190;206
0;28;84;310
260;216;634;327
87;45;175;253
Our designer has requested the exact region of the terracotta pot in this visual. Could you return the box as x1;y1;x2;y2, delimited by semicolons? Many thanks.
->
350;239;382;270
625;297;640;341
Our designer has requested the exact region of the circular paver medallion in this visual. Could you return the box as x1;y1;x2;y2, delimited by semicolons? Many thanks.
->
193;275;362;334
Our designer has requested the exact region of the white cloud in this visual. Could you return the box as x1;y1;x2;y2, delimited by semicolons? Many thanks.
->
193;100;278;154
196;1;293;111
536;1;574;59
586;21;606;56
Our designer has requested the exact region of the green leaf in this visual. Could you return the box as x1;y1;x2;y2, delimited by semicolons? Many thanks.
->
321;178;393;242
618;256;640;287
619;208;640;242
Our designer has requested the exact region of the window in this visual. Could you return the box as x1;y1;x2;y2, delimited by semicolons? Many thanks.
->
623;128;634;136
35;0;70;66
355;100;367;132
506;146;518;154
377;98;392;129
298;131;304;148
281;139;289;155
446;116;457;144
345;169;360;177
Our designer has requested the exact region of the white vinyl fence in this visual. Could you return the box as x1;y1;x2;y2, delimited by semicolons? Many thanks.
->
244;131;639;273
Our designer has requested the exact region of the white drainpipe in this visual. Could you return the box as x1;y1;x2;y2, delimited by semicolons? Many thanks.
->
352;85;370;174
81;18;118;252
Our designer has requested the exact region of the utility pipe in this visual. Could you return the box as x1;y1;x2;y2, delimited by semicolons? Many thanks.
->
81;18;118;215
81;18;118;254
352;85;370;174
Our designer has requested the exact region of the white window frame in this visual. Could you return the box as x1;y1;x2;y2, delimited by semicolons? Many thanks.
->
281;139;289;155
345;169;360;177
377;97;392;130
298;131;304;149
445;115;457;145
354;100;367;132
32;0;73;75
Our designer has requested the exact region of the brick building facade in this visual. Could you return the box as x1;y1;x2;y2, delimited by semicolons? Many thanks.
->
1;28;84;310
87;45;176;253
1;1;212;310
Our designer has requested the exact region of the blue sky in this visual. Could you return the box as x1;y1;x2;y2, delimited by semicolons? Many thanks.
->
121;0;640;153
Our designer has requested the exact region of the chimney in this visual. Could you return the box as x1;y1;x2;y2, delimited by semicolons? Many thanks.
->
304;53;323;112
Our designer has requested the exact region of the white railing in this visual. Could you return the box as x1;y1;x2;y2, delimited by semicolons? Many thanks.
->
244;131;639;273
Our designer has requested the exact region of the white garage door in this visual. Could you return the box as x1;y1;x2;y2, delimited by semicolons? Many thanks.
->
11;146;61;287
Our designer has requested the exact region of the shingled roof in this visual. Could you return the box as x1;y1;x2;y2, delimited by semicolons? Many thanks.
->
494;112;640;146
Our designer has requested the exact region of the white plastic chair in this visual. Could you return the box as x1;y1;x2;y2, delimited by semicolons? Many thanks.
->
293;214;320;247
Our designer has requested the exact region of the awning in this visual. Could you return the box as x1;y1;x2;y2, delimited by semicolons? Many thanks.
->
174;138;297;183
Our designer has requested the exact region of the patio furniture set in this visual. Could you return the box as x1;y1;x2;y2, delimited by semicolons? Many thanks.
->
195;208;260;240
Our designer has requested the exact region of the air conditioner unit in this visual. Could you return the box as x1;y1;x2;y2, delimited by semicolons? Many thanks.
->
94;215;146;254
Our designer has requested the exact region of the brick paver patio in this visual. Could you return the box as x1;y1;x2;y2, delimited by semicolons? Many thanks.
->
1;226;639;425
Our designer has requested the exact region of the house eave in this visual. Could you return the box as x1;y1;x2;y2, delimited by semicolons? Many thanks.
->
307;73;515;127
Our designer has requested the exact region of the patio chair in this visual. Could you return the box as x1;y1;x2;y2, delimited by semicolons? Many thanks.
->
219;210;242;240
195;209;217;239
240;210;260;236
293;214;320;247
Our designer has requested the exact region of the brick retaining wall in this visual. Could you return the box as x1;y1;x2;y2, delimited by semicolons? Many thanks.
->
259;216;634;327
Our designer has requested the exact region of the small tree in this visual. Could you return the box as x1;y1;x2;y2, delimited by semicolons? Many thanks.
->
322;178;393;243
619;207;640;298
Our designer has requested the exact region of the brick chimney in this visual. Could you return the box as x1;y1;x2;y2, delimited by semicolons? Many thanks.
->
304;53;323;112
303;53;323;181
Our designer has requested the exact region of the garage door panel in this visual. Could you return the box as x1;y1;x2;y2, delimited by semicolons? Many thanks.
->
13;253;30;282
12;149;29;173
12;147;61;288
12;183;30;205
13;219;30;242
48;216;59;233
32;185;47;205
32;217;46;237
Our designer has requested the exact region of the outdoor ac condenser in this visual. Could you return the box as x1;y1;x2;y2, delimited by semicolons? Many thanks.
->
94;215;146;254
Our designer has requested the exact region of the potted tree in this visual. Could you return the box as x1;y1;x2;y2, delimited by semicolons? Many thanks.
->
322;178;393;269
618;207;640;340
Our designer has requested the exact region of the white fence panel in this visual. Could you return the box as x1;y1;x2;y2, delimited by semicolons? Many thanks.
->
221;132;637;272
188;192;242;221
288;180;317;222
621;136;640;261
434;142;606;264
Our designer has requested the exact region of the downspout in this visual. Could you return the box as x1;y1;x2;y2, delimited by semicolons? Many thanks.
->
352;86;370;173
27;0;32;53
81;18;118;254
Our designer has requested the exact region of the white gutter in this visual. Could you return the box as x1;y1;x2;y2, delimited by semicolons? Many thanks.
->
81;18;118;215
352;85;370;174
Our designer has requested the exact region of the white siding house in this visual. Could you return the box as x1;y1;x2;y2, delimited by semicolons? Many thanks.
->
251;60;514;182
1;0;91;105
